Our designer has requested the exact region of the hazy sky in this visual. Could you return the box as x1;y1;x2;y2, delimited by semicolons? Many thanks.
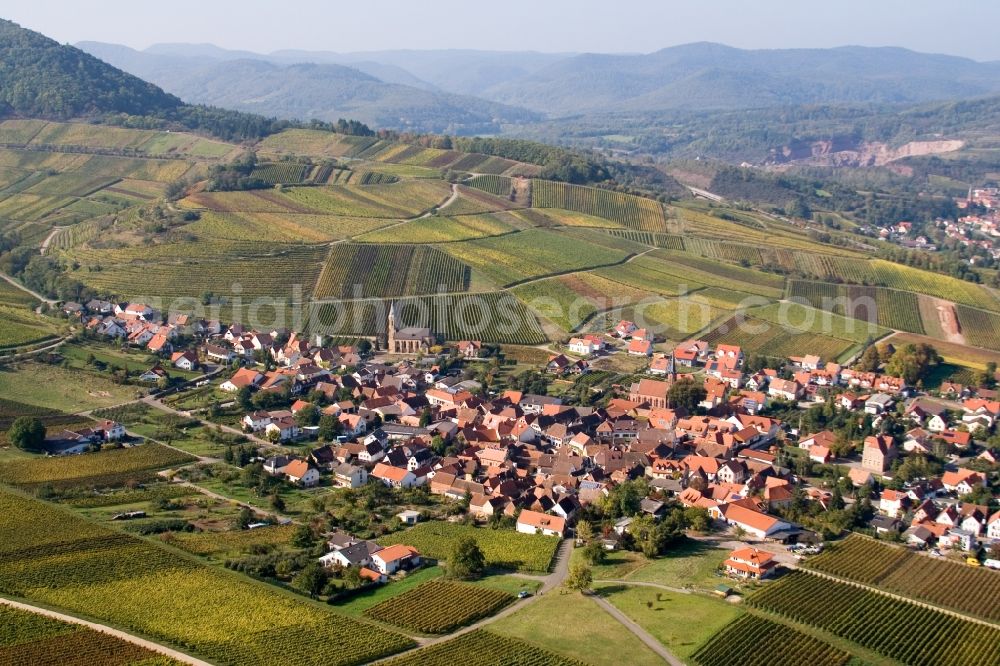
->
7;0;1000;60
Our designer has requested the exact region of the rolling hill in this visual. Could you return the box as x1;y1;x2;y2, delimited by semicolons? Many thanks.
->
0;19;182;119
481;42;1000;115
77;42;542;134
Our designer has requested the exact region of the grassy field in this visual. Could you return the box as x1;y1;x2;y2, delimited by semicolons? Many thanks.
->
888;331;1000;370
491;591;664;666
0;362;139;412
594;584;742;661
513;271;659;333
748;302;888;344
377;522;560;573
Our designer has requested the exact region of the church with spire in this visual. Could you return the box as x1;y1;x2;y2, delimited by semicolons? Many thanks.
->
386;302;435;355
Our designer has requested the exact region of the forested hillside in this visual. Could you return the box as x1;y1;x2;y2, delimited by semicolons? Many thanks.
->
0;19;181;119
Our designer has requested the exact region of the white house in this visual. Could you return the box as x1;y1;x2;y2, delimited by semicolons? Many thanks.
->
265;417;300;442
284;460;319;487
333;463;368;489
516;509;566;537
370;544;421;574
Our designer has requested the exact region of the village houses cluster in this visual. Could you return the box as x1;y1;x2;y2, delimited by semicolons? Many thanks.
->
55;301;1000;578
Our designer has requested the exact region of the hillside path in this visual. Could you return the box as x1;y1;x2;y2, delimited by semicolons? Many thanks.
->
39;226;66;255
0;271;56;306
0;597;213;666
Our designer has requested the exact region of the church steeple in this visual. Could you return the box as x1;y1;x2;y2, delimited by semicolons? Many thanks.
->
387;301;397;353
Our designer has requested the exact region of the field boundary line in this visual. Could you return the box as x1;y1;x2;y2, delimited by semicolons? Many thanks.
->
0;596;215;666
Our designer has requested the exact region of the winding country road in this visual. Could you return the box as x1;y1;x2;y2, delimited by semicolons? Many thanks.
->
0;597;213;666
0;271;56;306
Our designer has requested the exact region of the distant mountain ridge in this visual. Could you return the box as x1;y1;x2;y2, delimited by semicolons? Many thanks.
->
481;42;1000;114
75;40;1000;122
77;41;542;134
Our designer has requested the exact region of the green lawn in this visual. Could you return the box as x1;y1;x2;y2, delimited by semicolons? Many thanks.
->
61;342;201;381
0;362;140;412
491;591;665;666
571;546;648;580
470;574;543;597
594;584;743;660
624;540;731;592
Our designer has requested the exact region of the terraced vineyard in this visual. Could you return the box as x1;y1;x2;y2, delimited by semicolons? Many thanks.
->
747;571;1000;666
692;614;850;666
748;302;887;344
594;256;705;298
0;491;414;666
358;212;519;244
69;241;327;301
381;630;584;666
0;443;196;490
513;271;658;333
0;305;60;349
314;244;471;299
955;305;1000;351
438;186;517;216
187;211;396;242
531;180;667;232
441;229;630;287
788;281;926;333
803;534;1000;622
606;229;685;249
310;292;548;345
467;174;513;198
652;251;786;298
364;581;514;633
249;162;309;184
703;316;855;362
0;603;184;666
377;522;559;573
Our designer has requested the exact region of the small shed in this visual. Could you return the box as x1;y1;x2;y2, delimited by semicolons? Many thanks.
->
396;509;421;525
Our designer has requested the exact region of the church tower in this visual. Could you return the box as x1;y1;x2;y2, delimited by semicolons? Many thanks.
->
387;301;397;353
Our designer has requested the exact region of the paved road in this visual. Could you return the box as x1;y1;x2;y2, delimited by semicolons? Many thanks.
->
0;597;213;666
589;593;683;665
